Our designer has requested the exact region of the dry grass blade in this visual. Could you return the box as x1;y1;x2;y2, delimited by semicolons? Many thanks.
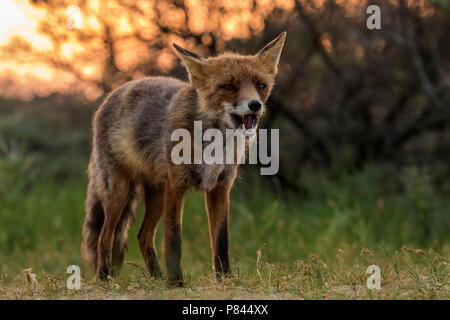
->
23;268;38;286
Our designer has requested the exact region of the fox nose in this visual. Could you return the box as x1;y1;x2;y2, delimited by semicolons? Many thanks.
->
248;100;262;112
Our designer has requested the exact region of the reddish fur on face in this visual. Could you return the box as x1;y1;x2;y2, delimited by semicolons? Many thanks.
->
196;55;274;113
81;32;286;285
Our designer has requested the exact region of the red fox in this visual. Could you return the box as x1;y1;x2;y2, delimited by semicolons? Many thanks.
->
81;32;286;285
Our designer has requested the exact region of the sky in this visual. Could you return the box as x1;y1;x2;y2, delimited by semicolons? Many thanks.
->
0;1;32;41
0;1;66;100
0;1;49;49
0;0;404;101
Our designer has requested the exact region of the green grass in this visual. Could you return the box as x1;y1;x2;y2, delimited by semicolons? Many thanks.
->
0;169;448;299
0;112;449;299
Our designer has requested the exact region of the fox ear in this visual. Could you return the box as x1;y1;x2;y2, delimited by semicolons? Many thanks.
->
256;31;287;76
173;43;208;86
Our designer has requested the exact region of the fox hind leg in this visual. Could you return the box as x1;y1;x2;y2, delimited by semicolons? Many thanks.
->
111;186;139;276
138;183;164;278
96;172;132;280
163;183;186;286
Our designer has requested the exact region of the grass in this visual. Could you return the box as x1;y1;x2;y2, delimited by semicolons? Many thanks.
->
2;247;449;299
0;172;448;299
0;111;449;299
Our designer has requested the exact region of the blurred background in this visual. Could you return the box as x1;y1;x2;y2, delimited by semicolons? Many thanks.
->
0;0;449;278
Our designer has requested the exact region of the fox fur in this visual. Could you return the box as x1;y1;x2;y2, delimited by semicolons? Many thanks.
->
81;32;286;285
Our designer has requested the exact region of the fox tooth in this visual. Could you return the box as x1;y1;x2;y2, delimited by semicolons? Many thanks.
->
244;128;256;137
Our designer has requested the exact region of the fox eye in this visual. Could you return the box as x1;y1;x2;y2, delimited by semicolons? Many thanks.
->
220;84;237;91
256;82;266;90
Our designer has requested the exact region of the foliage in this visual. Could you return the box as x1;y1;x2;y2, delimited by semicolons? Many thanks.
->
2;0;450;180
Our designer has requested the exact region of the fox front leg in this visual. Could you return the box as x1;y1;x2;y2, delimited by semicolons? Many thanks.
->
205;183;231;278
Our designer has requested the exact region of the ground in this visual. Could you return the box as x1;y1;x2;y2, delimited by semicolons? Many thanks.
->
1;244;448;299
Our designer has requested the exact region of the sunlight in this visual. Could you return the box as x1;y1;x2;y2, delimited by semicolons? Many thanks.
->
0;0;412;101
66;4;83;30
0;1;50;49
0;0;30;42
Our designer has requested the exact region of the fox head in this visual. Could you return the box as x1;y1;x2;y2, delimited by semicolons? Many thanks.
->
173;32;286;137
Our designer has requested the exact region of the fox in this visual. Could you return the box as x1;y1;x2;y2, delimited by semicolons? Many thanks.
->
81;32;286;285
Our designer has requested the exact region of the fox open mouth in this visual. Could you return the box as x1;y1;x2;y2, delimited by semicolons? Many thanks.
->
231;113;258;137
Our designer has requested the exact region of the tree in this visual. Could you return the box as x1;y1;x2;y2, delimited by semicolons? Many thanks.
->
2;0;450;185
1;0;290;94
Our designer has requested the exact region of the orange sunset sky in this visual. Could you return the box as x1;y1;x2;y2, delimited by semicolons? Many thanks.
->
0;0;298;100
0;1;82;99
0;0;433;101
